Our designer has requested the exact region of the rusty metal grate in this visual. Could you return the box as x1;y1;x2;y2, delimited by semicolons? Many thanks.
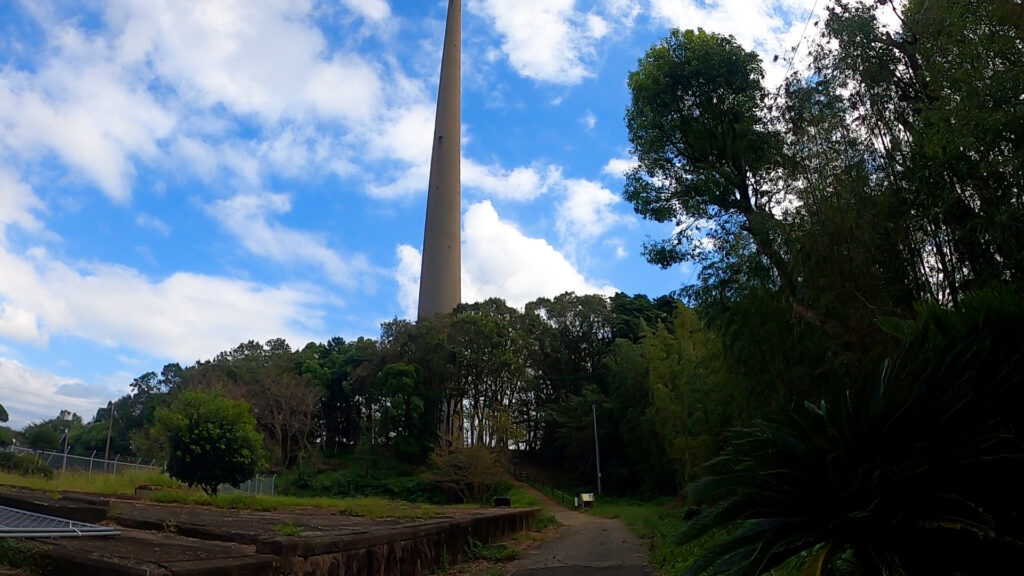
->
0;505;119;538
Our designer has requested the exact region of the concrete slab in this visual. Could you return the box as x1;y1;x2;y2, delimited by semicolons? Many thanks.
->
0;487;539;576
39;529;276;576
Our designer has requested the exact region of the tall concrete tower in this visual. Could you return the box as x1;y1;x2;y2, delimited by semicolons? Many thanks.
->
417;0;462;320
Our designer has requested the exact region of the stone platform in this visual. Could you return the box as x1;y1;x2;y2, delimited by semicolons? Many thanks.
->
0;488;538;576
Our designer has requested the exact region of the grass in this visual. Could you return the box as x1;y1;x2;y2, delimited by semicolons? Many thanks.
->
0;540;41;573
467;538;521;561
0;470;177;494
505;485;541;508
272;520;304;536
589;497;802;576
505;484;562;532
149;490;442;519
0;469;440;519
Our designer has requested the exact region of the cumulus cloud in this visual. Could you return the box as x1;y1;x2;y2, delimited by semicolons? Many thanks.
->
394;201;618;316
207;193;372;289
110;0;384;123
648;0;817;88
339;0;391;22
463;161;559;202
470;0;610;85
0;167;45;241
556;178;632;262
602;156;638;179
394;244;422;319
0;358;112;429
462;201;616;307
0;32;176;202
0;244;325;361
0;304;44;345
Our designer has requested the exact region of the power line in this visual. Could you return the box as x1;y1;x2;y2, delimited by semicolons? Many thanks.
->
784;0;822;80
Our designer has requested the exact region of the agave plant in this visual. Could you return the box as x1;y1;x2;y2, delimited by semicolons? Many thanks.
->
679;291;1024;576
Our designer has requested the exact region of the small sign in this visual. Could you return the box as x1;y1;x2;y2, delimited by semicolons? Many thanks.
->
580;493;595;509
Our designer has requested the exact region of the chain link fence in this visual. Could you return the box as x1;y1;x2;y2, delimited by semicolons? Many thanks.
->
2;446;276;496
3;446;161;475
218;474;277;497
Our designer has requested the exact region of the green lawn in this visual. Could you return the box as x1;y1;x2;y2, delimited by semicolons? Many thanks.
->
0;470;176;494
150;490;441;519
590;497;806;576
0;470;440;519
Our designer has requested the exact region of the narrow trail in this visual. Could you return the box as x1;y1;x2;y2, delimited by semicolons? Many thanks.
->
509;488;653;576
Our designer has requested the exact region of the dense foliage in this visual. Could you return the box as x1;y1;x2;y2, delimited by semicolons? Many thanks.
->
156;389;265;496
15;2;1021;572
621;0;1023;574
0;452;52;478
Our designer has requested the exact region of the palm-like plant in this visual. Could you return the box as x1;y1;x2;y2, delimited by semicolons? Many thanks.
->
679;291;1024;576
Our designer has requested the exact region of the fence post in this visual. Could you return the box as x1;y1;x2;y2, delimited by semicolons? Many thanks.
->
113;454;120;476
89;451;96;476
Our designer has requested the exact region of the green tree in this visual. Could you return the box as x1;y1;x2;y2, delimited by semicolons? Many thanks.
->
0;426;16;447
22;411;82;452
0;402;7;423
156;389;265;496
377;362;426;460
678;291;1024;576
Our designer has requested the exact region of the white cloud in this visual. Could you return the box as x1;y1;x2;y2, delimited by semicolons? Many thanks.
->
557;178;630;246
0;32;176;202
602;156;637;179
207;193;371;289
0;304;44;345
462;201;616;307
369;104;436;165
0;358;112;429
111;0;344;122
581;110;597;131
394;244;422;319
463;161;559;202
0;243;325;361
648;0;815;87
392;201;619;316
304;56;384;125
470;0;607;85
339;0;391;22
135;214;171;236
0;167;45;241
601;0;643;26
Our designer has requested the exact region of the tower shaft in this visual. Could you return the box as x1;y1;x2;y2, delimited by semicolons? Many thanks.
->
418;0;462;320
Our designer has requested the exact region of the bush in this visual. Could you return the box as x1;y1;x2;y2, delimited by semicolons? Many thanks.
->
279;465;447;503
0;452;53;478
677;291;1024;576
427;443;505;504
155;390;265;496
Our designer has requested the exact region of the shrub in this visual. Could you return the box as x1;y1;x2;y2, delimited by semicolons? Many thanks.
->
427;443;505;504
0;452;53;478
677;291;1024;576
155;389;265;496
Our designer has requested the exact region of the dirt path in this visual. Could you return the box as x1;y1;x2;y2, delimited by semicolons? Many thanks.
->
508;489;652;576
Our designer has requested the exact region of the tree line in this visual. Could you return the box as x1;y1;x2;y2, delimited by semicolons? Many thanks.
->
9;291;742;495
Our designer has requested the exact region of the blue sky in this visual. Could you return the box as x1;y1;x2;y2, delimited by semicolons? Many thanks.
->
0;0;827;429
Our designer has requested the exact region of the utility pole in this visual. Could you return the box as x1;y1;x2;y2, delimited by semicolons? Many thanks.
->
62;428;69;473
593;403;602;496
104;402;114;463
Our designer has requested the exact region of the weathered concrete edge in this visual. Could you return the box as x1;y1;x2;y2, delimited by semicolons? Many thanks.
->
267;507;539;576
258;508;539;558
